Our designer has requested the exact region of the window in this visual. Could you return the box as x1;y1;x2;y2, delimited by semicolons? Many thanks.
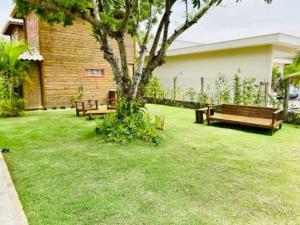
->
84;68;104;77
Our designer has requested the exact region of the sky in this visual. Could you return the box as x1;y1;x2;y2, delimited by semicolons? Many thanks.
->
1;0;300;43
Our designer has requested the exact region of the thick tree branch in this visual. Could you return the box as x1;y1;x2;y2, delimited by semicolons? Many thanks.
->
93;26;124;94
132;3;154;98
118;0;132;35
148;1;175;58
93;0;101;22
117;37;131;93
138;0;219;98
167;0;219;45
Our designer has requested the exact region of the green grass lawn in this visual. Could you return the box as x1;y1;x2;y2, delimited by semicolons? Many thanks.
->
1;104;300;225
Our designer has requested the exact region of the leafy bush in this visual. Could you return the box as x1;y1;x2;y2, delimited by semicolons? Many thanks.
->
233;72;242;104
215;74;231;104
0;39;29;117
0;76;9;100
268;95;281;108
145;76;165;102
242;77;257;105
96;98;162;145
185;87;197;102
0;72;24;117
0;98;24;117
71;83;84;104
198;92;209;106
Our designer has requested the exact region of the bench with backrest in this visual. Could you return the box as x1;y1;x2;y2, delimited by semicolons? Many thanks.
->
107;90;117;109
75;100;99;116
206;104;283;134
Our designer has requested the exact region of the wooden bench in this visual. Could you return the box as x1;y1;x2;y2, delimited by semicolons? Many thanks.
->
206;104;283;134
195;107;214;124
75;100;99;116
85;109;116;120
107;90;117;109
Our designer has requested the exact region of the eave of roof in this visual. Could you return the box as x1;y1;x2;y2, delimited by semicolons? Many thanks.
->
166;33;300;57
1;18;24;35
19;47;44;62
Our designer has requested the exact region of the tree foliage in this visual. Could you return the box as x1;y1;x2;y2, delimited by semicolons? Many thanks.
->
14;0;272;101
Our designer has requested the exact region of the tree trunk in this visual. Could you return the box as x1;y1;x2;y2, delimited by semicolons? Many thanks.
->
283;80;290;121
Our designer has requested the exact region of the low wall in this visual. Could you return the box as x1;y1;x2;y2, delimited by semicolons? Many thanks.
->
146;97;203;109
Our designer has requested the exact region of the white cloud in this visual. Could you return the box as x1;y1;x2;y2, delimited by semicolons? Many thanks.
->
173;0;300;43
1;0;300;43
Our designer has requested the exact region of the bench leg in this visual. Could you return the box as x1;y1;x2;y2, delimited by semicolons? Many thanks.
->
76;109;79;117
207;119;211;125
195;111;204;124
279;124;282;130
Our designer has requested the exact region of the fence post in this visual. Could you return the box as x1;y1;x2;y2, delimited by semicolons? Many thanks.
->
173;76;177;101
264;82;269;107
200;77;204;94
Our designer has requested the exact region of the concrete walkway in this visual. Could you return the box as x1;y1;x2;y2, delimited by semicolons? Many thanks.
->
0;153;29;225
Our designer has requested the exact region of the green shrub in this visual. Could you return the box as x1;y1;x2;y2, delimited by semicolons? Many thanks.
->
96;98;162;145
0;39;30;117
215;74;231;104
0;98;24;117
242;77;257;105
233;72;242;104
0;76;9;100
71;83;84;104
185;87;197;102
145;76;165;102
198;92;209;106
268;95;281;108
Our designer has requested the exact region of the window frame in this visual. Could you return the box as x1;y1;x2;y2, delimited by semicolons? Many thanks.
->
83;66;105;78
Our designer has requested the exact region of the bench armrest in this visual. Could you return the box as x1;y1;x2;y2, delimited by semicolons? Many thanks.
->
273;109;283;115
207;105;220;118
272;108;283;125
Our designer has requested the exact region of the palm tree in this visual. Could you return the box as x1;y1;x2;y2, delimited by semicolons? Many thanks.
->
281;50;300;120
0;39;30;116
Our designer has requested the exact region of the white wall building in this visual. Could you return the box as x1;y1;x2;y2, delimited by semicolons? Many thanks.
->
154;33;300;93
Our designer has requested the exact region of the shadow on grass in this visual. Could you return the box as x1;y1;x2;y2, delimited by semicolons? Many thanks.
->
209;122;280;136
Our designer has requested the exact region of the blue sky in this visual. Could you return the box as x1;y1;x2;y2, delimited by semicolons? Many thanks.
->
1;0;300;43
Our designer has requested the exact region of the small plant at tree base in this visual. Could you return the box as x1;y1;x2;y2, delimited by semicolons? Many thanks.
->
233;71;242;105
154;114;165;130
96;98;162;145
185;87;197;102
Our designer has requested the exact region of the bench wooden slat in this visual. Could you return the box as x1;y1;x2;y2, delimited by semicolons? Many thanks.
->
210;113;273;129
